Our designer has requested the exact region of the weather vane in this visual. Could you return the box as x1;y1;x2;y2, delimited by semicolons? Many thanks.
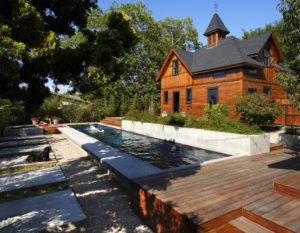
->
214;2;218;13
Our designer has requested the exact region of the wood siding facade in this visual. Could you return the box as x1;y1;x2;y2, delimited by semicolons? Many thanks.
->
158;38;297;123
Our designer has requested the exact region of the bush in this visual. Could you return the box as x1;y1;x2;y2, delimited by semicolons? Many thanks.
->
0;99;15;135
39;97;62;119
161;113;186;127
235;93;282;125
204;104;229;120
125;110;158;123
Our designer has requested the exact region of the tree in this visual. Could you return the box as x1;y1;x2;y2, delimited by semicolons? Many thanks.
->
0;0;97;113
0;0;137;116
66;1;200;116
276;72;300;111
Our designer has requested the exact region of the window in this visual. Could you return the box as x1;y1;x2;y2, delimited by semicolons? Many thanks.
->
172;59;179;75
263;46;270;67
263;86;271;95
213;70;226;78
212;34;216;44
248;67;258;76
186;88;192;104
207;87;218;105
248;88;257;93
163;91;168;104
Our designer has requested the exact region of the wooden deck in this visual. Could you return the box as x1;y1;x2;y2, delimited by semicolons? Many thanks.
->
130;148;300;233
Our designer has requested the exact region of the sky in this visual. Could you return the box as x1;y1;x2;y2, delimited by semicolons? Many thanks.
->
49;0;283;94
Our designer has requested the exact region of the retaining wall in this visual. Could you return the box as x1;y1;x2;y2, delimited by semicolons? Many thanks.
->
121;120;270;156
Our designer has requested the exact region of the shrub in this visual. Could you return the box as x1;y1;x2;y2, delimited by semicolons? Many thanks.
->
39;97;62;119
235;93;282;125
0;99;15;135
204;104;229;120
125;110;158;123
161;113;186;127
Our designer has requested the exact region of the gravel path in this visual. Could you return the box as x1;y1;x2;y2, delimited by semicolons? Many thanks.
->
48;134;152;233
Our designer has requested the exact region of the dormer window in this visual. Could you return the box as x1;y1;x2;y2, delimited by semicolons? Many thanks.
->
172;59;179;75
263;46;270;67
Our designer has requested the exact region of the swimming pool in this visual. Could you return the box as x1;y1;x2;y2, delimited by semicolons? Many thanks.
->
71;124;230;169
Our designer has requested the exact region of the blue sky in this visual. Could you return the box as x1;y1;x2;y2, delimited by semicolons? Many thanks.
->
50;0;282;93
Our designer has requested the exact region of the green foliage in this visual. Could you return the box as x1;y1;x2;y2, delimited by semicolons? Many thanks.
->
0;99;15;135
276;72;300;111
0;0;97;113
277;0;300;74
235;93;282;125
204;104;229;120
161;113;186;127
125;110;158;123
39;97;62;118
124;111;261;135
61;104;94;123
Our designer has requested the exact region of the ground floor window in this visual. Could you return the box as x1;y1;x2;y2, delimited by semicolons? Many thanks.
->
248;88;257;93
163;91;168;104
186;88;192;104
263;86;271;95
207;87;218;105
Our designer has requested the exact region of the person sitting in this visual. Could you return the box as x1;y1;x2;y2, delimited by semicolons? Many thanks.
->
39;121;48;127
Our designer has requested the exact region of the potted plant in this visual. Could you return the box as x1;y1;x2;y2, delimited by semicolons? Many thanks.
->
52;117;60;125
31;117;39;126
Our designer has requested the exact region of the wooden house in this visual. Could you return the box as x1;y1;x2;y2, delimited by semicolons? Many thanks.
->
156;13;295;121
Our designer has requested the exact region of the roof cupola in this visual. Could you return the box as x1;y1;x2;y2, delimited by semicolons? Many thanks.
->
204;13;229;48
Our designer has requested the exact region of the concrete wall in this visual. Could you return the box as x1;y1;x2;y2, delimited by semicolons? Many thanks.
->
122;120;270;156
270;132;300;147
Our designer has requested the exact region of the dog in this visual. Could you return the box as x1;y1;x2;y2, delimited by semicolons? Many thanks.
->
26;146;50;163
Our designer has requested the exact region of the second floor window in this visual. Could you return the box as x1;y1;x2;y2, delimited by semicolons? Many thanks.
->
172;59;179;75
263;46;270;67
213;70;226;78
248;88;257;93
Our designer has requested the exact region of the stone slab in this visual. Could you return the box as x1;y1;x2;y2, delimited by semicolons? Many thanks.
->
0;139;48;148
0;166;66;193
0;189;86;232
0;153;56;169
59;127;162;179
0;135;45;143
3;126;43;137
0;144;48;157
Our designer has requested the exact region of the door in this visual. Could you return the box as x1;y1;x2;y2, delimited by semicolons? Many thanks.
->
173;91;180;113
207;87;218;105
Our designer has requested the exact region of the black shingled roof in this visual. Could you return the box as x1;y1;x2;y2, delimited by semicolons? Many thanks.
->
204;13;230;36
240;32;272;55
174;35;268;73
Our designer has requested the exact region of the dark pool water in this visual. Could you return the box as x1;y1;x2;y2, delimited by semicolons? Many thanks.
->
71;124;230;169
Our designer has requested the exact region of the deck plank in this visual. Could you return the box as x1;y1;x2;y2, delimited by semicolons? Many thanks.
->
131;148;300;232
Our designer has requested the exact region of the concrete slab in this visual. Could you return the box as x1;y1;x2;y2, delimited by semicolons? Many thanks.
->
0;139;48;148
3;126;43;137
0;144;48;157
0;154;56;169
60;127;162;179
0;189;86;232
0;166;66;193
0;135;45;143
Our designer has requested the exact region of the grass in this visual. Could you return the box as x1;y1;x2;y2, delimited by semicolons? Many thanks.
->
0;181;68;203
0;161;57;175
125;110;262;135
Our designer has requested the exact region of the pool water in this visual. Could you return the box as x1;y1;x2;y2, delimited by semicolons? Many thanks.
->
71;124;230;169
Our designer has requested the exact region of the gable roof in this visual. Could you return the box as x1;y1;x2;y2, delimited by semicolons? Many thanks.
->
204;13;230;36
172;36;265;74
240;32;272;55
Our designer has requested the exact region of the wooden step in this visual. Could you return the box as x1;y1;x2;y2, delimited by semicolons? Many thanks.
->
210;216;274;233
270;143;284;152
99;117;122;127
273;172;300;200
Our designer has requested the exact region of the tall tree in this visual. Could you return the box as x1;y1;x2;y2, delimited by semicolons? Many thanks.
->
277;0;300;74
67;1;200;115
0;0;137;115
